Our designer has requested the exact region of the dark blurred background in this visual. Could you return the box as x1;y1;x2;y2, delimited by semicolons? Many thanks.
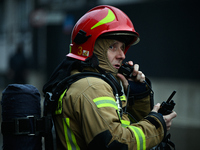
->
0;0;200;149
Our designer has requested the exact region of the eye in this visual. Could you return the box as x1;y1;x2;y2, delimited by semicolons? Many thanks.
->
121;46;125;52
121;44;125;52
109;45;113;49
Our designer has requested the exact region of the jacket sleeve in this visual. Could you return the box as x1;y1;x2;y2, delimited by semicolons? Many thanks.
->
69;77;166;150
126;77;154;122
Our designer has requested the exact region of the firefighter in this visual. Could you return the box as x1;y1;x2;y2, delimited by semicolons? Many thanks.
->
43;5;177;150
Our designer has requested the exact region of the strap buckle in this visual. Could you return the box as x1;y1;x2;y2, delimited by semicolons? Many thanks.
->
1;115;53;136
14;115;37;136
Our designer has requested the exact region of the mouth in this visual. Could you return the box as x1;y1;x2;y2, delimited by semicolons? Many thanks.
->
114;64;121;69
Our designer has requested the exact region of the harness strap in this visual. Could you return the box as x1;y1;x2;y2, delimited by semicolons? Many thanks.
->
1;116;52;137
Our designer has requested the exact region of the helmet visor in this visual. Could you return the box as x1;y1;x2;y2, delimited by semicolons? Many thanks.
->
99;32;140;46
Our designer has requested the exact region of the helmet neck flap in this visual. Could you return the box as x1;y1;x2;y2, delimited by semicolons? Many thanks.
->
93;38;118;75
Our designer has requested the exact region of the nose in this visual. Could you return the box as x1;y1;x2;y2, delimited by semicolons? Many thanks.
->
117;49;125;60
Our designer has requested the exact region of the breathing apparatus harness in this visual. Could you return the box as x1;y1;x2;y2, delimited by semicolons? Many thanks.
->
45;71;123;116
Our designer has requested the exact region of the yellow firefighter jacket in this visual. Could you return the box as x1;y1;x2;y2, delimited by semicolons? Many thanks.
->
53;70;166;150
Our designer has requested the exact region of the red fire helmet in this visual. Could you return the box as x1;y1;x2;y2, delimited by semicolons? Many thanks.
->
67;5;140;61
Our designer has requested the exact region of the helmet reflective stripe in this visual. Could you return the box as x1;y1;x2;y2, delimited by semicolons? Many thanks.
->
128;126;146;150
63;118;80;150
91;9;115;30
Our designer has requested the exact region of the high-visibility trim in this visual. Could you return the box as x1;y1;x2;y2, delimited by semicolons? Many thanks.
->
120;95;126;101
128;126;146;150
63;118;80;150
121;120;130;128
93;97;118;110
91;9;115;30
55;89;67;115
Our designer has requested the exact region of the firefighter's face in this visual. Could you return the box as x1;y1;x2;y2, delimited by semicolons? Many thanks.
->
107;40;125;70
